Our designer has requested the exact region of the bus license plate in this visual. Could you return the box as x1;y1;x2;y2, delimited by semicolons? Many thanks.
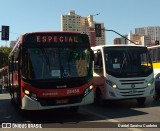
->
129;89;137;94
56;99;69;104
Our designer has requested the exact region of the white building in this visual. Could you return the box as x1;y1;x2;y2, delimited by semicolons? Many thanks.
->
61;10;105;46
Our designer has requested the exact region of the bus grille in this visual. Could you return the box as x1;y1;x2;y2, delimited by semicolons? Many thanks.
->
120;79;145;85
118;79;146;96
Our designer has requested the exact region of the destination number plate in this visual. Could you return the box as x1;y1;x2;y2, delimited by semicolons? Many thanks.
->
56;99;69;104
129;89;138;94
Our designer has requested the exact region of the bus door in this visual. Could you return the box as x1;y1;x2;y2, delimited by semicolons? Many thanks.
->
9;55;19;98
93;50;105;87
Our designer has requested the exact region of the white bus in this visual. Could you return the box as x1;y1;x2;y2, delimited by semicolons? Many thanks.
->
148;45;160;100
92;45;155;105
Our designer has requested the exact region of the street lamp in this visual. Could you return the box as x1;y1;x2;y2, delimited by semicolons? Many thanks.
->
92;13;100;16
88;13;100;22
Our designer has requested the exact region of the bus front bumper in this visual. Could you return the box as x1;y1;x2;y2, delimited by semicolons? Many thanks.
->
105;87;155;100
21;90;94;110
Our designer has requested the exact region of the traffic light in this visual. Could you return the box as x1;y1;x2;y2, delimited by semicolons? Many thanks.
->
95;24;102;37
155;40;159;45
1;25;9;40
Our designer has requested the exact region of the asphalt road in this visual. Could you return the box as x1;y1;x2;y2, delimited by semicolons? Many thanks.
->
0;89;160;131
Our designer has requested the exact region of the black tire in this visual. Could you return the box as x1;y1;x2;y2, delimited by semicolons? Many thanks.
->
10;86;21;108
10;91;14;104
153;91;160;101
9;86;15;103
15;90;21;108
12;89;21;109
137;97;146;105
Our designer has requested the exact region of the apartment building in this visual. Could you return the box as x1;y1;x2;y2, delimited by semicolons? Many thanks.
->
61;10;105;46
135;26;160;45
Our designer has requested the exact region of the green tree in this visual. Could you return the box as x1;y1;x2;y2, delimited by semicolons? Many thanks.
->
0;47;12;68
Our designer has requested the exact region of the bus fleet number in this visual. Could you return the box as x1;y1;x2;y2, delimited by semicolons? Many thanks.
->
67;89;80;94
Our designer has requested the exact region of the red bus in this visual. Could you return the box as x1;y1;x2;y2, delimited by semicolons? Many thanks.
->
8;32;94;111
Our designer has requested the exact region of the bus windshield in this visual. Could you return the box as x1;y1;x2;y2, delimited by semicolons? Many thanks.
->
104;47;153;77
22;47;91;80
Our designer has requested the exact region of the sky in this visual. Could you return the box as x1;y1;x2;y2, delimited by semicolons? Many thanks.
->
0;0;160;46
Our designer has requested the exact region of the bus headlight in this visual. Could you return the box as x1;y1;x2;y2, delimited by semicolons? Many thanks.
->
84;85;93;96
106;79;118;89
23;89;37;100
147;78;154;87
112;84;117;89
24;89;30;95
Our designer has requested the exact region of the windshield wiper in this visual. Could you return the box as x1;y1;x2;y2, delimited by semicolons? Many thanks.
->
120;52;127;74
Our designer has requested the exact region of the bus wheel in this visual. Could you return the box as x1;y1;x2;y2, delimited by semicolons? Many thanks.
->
13;91;18;103
13;90;20;107
137;97;146;105
10;92;14;103
153;91;160;101
10;89;15;103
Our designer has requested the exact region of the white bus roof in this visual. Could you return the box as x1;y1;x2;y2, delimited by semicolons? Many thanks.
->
148;45;160;49
91;44;146;50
